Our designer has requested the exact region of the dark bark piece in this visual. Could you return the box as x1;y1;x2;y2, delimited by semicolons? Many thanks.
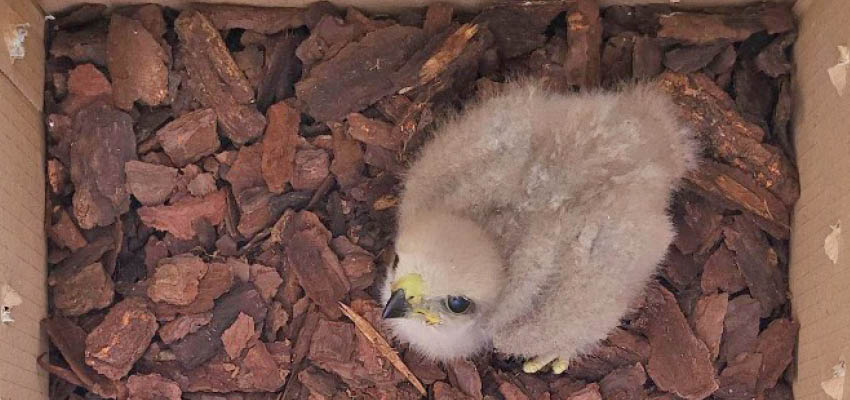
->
701;244;748;294
565;383;603;400
473;1;571;59
657;5;794;45
158;312;213;344
724;216;786;317
70;101;137;229
175;10;266;144
720;294;761;363
234;45;265;90
291;149;331;191
434;381;474;400
755;319;798;391
50;23;108;66
48;158;69;196
658;72;799;209
227;143;266;199
127;373;182;400
299;367;343;398
156;108;220;168
138;190;227;240
663;44;725;73
599;363;646;400
565;0;602;88
175;341;289;392
601;35;634;87
250;263;284;302
170;284;267;370
447;358;482;398
262;102;300;193
296;15;360;71
295;25;427;122
125;161;178;206
685;160;790;240
49;209;88;251
364;144;404;175
402;350;446;385
45;317;128;399
63;63;113;117
772;76;794;160
642;283;718;399
148;255;208;306
330;123;366;189
568;327;649;381
265;301;289;341
56;4;107;28
733;59;775;122
689;292;729;361
258;32;306;111
346;113;402;152
674;194;725;255
85;297;158;380
285;213;350;318
195;4;305;34
660;246;700;291
498;378;531;400
708;44;737;76
53;262;115;316
424;2;454;36
188;173;217;197
632;36;663;79
716;352;763;400
107;14;169;110
755;32;796;78
221;312;255;359
154;262;234;318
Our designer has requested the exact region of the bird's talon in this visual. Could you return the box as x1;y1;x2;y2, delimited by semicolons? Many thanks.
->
551;358;568;374
522;359;545;374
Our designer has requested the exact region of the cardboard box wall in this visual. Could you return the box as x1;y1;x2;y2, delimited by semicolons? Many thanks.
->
0;0;844;398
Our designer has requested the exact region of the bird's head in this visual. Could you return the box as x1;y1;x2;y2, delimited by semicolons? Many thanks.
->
381;211;506;361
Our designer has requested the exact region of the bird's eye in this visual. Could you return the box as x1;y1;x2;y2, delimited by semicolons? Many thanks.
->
446;296;472;314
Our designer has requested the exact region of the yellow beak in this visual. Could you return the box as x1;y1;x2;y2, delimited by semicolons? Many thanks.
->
384;273;442;325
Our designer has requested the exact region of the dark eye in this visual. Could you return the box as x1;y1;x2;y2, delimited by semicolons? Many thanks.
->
446;296;472;314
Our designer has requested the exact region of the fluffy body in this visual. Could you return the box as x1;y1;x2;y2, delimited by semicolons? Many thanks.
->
382;80;699;362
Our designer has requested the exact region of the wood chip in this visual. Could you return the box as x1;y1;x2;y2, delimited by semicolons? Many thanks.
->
565;0;602;88
52;261;114;317
657;5;794;45
755;319;798;391
338;302;427;396
85;297;158;380
689;292;729;361
70;101;136;229
49;209;88;251
195;4;305;34
642;283;718;399
125;161;178;206
720;294;761;363
148;255;209;306
158;312;213;345
599;363;647;400
107;14;169;110
262;102;300;193
176;10;266;144
221;312;256;359
295;25;427;122
138;190;227;240
156;108;220;167
127;373;182;400
724;216;786;317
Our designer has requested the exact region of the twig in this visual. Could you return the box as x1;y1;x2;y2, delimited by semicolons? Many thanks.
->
338;302;427;396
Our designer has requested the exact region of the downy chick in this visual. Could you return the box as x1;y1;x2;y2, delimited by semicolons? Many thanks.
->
380;80;699;373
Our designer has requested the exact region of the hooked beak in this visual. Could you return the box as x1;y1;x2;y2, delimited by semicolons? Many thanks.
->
382;289;410;319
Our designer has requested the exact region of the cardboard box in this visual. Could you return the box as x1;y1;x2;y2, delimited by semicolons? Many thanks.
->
0;0;845;398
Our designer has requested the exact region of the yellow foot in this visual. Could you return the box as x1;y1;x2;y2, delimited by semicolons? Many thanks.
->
522;354;558;374
551;358;569;375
